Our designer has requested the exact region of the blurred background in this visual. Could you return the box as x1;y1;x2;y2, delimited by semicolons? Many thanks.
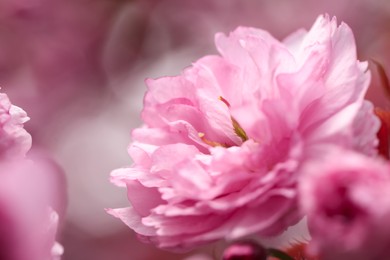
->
0;0;389;259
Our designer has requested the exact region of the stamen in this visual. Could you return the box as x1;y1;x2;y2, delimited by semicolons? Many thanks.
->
198;132;227;147
219;96;249;142
219;96;231;107
231;116;248;142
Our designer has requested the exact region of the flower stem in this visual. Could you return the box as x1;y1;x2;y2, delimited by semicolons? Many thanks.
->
267;248;295;260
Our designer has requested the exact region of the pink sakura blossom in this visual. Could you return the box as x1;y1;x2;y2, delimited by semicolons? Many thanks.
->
0;92;64;259
0;158;63;260
300;149;390;260
108;15;379;250
0;93;31;159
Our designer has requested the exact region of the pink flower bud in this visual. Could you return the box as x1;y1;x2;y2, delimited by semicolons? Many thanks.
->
222;241;267;260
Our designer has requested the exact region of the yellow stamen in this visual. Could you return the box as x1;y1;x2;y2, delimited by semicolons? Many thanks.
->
218;96;231;107
219;96;249;142
231;116;248;142
198;96;249;144
198;132;227;147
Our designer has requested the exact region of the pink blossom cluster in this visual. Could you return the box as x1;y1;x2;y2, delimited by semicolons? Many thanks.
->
0;93;31;159
0;93;63;260
108;14;386;259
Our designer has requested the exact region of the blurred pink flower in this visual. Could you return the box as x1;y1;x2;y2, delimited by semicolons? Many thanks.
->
0;158;63;260
300;149;390;260
109;15;378;250
0;93;31;159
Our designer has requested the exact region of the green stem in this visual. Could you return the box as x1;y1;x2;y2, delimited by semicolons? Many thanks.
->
267;248;295;260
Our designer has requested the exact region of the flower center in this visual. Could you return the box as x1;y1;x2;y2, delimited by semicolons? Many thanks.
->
198;96;248;147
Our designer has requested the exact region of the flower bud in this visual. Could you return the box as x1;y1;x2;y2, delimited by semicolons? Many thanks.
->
222;240;267;260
